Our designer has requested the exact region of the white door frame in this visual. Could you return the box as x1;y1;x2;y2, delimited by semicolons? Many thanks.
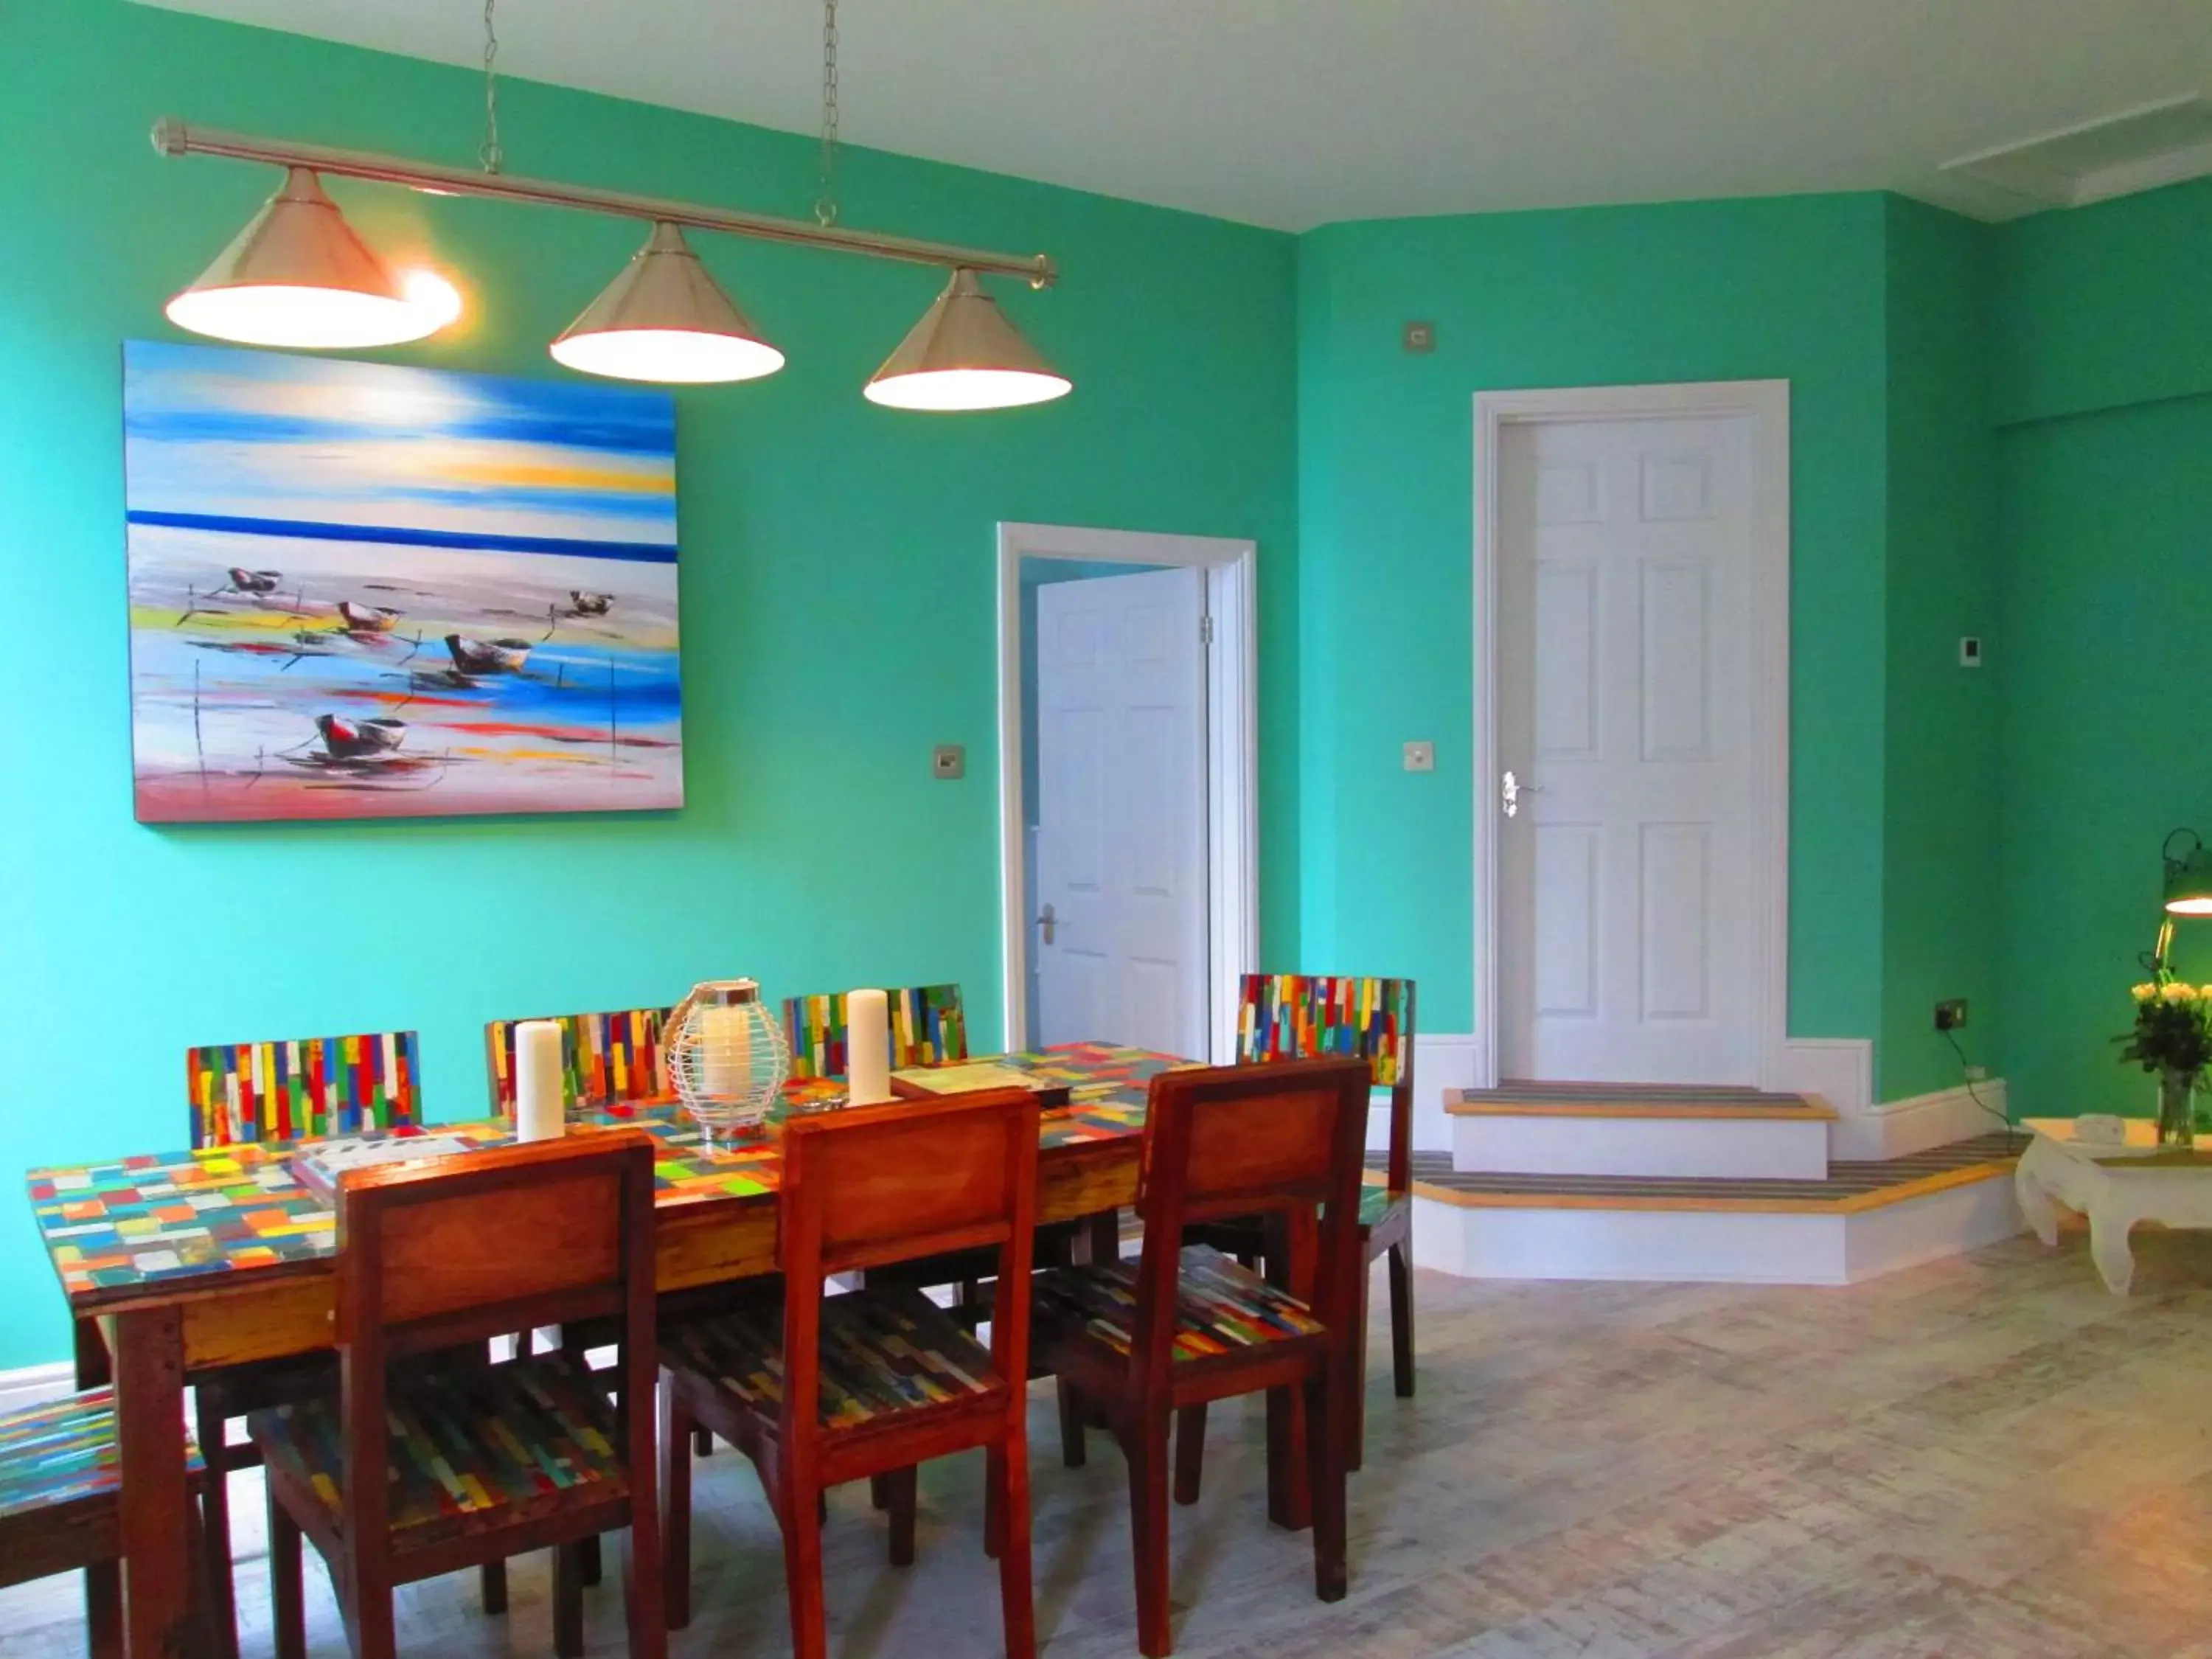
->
1472;380;1791;1091
997;522;1259;1063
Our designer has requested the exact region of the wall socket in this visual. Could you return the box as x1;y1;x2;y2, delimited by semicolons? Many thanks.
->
931;744;965;780
1402;740;1435;773
1934;998;1969;1032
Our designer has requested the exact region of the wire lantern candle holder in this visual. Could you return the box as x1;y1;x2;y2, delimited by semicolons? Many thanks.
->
663;978;791;1141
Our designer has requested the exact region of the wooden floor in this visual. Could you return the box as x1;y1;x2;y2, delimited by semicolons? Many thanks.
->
10;1225;2212;1658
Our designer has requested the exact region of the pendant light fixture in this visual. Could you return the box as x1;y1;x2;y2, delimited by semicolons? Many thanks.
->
164;166;442;350
150;1;1063;399
551;221;784;383
865;268;1072;411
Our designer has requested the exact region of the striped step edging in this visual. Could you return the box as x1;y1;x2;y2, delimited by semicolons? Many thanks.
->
1447;1082;1837;1121
1405;1134;2023;1215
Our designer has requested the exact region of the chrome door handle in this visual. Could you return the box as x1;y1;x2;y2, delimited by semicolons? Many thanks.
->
1037;903;1057;946
1501;770;1543;818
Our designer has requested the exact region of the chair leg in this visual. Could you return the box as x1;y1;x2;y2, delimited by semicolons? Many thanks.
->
86;1560;122;1659
693;1425;714;1458
579;1533;603;1587
195;1477;240;1659
885;1464;919;1567
622;1483;670;1659
554;1541;585;1659
479;1560;509;1615
1128;1418;1175;1659
351;1582;398;1659
783;1474;830;1659
1172;1403;1207;1507
994;1438;1037;1659
1304;1366;1349;1606
193;1401;241;1655
1349;1268;1370;1475
267;1484;306;1659
1388;1237;1416;1398
1057;1377;1088;1468
661;1382;694;1632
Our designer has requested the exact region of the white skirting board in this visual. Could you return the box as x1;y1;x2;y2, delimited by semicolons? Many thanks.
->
1452;1111;1830;1180
1830;1078;2011;1161
0;1360;73;1416
1411;1172;2023;1287
1368;1033;1478;1155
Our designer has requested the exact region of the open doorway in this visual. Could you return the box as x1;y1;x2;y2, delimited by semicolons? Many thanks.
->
996;523;1256;1063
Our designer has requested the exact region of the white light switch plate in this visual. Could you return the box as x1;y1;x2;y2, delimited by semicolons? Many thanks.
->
1403;741;1435;773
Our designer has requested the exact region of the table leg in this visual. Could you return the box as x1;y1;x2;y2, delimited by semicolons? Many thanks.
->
1262;1212;1314;1532
2015;1158;2062;1248
110;1306;197;1659
2087;1206;2138;1296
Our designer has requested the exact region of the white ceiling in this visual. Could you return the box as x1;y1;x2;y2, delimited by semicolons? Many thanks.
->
141;0;2212;229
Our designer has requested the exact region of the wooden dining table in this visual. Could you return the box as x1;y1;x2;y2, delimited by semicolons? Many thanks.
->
24;1042;1215;1659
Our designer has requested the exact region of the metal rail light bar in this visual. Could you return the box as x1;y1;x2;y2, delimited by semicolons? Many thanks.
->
152;118;1059;289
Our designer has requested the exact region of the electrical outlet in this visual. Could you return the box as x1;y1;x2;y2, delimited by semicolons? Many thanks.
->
1935;998;1969;1032
1402;321;1436;354
931;744;965;780
1959;636;1983;668
1402;740;1435;773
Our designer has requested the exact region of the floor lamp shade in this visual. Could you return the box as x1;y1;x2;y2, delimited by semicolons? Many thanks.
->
2168;831;2212;917
550;221;785;384
865;268;1072;411
164;167;439;349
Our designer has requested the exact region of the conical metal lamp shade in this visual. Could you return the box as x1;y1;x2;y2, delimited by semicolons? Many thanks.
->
865;269;1072;411
550;222;785;384
2168;834;2212;916
164;167;439;349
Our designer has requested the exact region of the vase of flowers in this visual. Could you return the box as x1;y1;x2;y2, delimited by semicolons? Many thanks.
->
2119;981;2212;1147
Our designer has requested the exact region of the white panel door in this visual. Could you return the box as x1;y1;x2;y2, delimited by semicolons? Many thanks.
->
1034;566;1208;1057
1497;415;1757;1084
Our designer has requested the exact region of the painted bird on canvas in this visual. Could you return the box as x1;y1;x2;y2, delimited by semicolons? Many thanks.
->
314;714;408;759
444;634;533;675
568;591;616;616
226;567;283;594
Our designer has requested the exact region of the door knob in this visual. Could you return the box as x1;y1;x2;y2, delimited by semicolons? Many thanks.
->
1501;770;1543;818
1037;902;1057;946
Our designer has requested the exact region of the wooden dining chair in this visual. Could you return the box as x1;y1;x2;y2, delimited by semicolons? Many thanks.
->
250;1130;664;1659
0;1387;229;1659
182;1030;431;1640
484;1006;673;1117
658;1088;1040;1659
781;984;969;1081
1176;974;1417;1483
1032;1056;1371;1658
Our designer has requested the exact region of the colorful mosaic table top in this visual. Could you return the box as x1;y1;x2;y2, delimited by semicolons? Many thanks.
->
25;1044;1194;1310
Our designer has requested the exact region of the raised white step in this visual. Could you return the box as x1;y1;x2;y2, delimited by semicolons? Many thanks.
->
1408;1137;2023;1286
1450;1084;1835;1180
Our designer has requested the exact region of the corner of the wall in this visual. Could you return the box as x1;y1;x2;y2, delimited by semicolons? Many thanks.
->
1829;1077;2011;1162
1769;1037;1874;1119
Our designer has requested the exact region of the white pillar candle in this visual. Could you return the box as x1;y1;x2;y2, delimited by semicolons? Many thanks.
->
699;1001;751;1099
514;1020;566;1143
847;987;891;1105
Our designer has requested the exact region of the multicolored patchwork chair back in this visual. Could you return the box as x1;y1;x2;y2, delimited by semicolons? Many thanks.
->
783;984;967;1082
1236;973;1417;1192
186;1030;422;1150
484;1006;672;1117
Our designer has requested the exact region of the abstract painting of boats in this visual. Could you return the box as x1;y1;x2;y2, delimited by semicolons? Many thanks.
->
123;341;683;823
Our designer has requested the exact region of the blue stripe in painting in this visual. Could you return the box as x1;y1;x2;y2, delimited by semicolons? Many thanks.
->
125;510;678;565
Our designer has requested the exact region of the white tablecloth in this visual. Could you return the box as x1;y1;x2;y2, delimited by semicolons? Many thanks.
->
2016;1116;2212;1294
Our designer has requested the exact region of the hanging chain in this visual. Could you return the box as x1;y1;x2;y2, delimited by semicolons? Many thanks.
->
813;0;840;226
479;0;504;174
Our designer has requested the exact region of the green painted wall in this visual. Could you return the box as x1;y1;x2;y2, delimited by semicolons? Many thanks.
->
1879;199;2001;1101
1992;179;2212;1121
0;3;1298;1368
1295;195;1895;1048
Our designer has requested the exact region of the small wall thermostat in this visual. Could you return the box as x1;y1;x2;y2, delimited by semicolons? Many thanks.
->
1959;637;1983;668
932;744;965;779
1403;740;1435;773
1402;321;1436;354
